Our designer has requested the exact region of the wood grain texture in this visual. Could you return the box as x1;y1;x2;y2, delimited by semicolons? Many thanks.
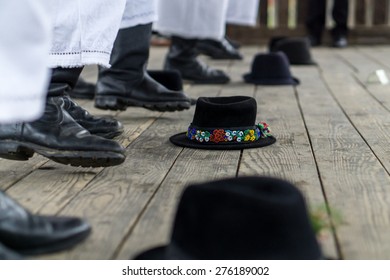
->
296;50;390;259
2;46;390;260
117;58;238;259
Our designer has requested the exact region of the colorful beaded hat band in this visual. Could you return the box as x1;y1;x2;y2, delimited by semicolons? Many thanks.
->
186;122;272;144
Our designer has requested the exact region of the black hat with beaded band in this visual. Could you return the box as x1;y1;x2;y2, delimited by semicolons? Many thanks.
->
169;96;276;150
243;52;300;85
270;37;316;65
134;176;323;260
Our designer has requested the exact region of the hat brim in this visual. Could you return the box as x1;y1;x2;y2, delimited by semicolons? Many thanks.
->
134;245;326;260
289;60;317;66
134;246;167;260
243;73;300;85
169;132;276;150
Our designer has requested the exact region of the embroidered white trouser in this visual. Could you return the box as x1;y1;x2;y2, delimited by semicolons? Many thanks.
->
47;0;157;68
0;0;157;123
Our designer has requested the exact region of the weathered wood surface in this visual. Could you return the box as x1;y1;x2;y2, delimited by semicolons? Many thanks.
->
3;45;390;259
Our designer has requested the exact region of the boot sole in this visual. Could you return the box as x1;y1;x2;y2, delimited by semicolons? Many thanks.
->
12;225;91;255
94;95;191;112
0;140;125;167
68;92;95;100
197;49;243;60
94;129;124;139
185;78;230;85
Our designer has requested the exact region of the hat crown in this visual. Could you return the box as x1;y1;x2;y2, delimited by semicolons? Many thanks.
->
251;52;292;79
268;36;288;52
169;177;322;260
148;70;183;91
192;96;257;128
273;38;313;64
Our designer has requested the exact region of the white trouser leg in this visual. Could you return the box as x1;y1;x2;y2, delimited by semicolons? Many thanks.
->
46;0;126;68
226;0;260;26
0;0;51;123
121;0;157;29
154;0;228;40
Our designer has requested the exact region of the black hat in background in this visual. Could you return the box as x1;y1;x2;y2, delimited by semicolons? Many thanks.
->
148;70;197;105
270;37;316;65
169;96;276;150
243;52;300;85
268;36;289;52
148;70;183;91
134;176;323;260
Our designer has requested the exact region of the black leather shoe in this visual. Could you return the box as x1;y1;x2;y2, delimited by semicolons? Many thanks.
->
96;71;191;112
225;35;241;49
0;191;91;255
164;36;230;84
332;36;348;48
69;77;95;100
165;58;230;84
71;72;197;106
0;242;22;259
61;96;124;139
95;24;191;112
308;35;321;47
196;38;243;60
0;97;125;167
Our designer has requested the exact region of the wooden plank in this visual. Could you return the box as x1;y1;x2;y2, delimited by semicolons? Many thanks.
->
0;157;48;192
332;47;384;80
238;81;338;258
117;85;235;259
196;53;338;258
335;47;390;113
35;55;232;259
119;148;241;260
299;49;390;259
6;106;161;215
4;45;390;261
35;114;188;259
356;46;390;71
117;61;242;259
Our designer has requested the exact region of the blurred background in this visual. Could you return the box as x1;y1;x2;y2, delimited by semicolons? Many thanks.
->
227;0;390;45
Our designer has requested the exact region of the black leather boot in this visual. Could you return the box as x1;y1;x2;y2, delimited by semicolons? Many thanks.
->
164;36;230;84
61;96;124;139
225;35;241;49
51;68;124;139
69;77;96;100
196;38;243;60
95;24;191;112
72;71;197;106
0;191;91;255
0;97;125;167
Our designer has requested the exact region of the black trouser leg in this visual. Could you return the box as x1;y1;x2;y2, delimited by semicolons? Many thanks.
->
95;24;191;112
47;67;83;97
305;0;326;41
332;0;349;38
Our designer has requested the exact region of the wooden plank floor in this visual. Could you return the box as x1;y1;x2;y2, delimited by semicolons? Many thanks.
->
2;45;390;260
